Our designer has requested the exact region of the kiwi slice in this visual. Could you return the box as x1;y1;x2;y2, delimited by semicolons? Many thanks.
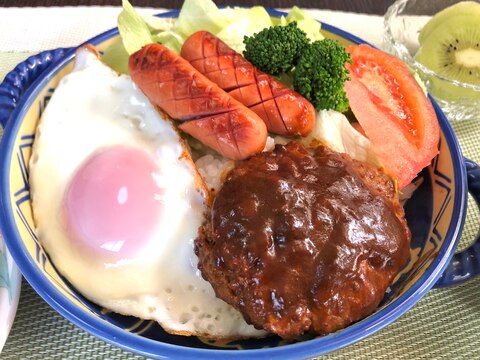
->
418;1;480;44
416;18;480;85
415;4;480;100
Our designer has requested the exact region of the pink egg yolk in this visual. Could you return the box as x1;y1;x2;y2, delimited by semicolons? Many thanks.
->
64;146;164;259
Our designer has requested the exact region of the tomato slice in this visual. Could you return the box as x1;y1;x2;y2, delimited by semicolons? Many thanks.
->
344;44;440;189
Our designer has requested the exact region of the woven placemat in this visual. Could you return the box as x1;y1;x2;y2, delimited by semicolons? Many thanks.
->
1;51;479;359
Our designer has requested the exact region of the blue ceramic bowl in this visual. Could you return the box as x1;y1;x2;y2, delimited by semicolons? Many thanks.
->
1;9;479;359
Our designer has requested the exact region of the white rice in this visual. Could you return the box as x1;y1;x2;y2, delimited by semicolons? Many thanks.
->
193;130;420;206
195;154;233;193
194;136;282;193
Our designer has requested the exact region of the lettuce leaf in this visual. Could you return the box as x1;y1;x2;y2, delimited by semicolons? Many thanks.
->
286;6;324;42
215;7;273;53
176;0;228;37
117;0;155;55
117;0;323;57
303;110;381;167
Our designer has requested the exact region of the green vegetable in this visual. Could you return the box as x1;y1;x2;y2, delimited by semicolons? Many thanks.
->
301;109;380;168
176;0;228;38
118;0;274;56
293;39;352;112
117;0;322;57
215;6;273;53
116;0;349;112
118;0;180;54
101;39;131;74
118;0;154;54
286;6;324;42
243;22;310;76
241;19;351;113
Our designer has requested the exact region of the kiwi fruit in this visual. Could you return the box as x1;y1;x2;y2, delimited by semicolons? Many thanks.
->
415;2;480;100
418;1;480;44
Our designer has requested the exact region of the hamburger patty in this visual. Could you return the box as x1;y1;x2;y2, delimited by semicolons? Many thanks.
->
195;142;411;339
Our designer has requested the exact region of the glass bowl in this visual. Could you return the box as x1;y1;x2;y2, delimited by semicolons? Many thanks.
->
383;0;480;122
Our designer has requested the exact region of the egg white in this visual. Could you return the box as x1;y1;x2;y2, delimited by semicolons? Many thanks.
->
29;46;264;338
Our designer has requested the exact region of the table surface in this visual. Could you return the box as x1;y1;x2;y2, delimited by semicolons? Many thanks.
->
0;1;479;359
0;0;396;14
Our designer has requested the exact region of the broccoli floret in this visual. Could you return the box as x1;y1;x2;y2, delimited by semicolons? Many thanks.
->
243;22;310;76
293;39;352;112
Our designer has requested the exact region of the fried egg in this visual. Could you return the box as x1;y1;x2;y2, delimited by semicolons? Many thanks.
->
29;46;264;338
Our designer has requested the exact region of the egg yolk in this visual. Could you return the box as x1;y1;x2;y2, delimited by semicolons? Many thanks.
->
64;146;164;259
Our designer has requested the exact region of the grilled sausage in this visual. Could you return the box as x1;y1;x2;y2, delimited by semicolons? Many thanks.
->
181;31;316;136
129;44;267;160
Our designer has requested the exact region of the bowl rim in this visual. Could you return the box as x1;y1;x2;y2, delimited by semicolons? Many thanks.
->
384;0;480;92
0;8;468;359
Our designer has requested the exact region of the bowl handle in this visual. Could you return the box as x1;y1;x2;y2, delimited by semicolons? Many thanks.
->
0;48;72;129
433;157;480;288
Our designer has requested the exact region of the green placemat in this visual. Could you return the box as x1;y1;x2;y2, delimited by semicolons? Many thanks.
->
1;52;479;359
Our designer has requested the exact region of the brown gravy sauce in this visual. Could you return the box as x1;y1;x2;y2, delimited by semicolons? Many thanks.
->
199;142;411;338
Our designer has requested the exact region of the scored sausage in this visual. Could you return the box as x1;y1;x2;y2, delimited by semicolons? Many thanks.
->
181;31;316;136
129;43;267;160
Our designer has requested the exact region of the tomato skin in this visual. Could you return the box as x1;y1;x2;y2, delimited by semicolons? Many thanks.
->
344;44;440;189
